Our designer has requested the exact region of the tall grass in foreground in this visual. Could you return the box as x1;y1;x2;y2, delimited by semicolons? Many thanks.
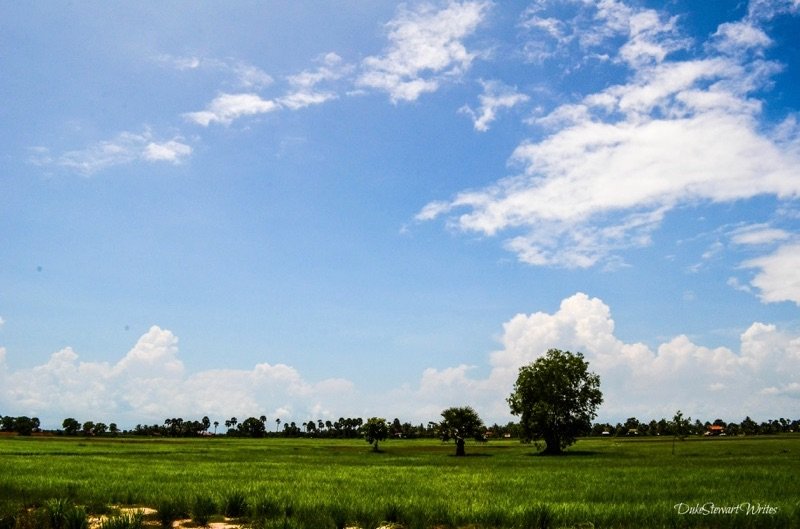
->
0;436;798;528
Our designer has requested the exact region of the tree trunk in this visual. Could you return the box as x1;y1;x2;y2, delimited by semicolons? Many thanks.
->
455;437;465;456
543;433;562;455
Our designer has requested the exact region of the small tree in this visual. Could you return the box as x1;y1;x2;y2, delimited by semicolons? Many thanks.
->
440;406;485;456
508;349;603;455
13;416;36;436
361;417;389;452
62;417;81;436
671;410;691;455
238;417;266;438
82;421;95;436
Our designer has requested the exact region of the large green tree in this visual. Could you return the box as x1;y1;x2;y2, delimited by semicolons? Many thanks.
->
62;417;81;435
238;416;267;438
360;417;389;452
440;406;485;456
508;349;602;455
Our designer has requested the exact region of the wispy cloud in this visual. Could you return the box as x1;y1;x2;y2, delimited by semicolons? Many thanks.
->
184;93;279;126
730;224;792;246
278;53;352;110
420;2;800;269
158;54;273;89
31;130;192;176
357;1;491;102
460;80;529;131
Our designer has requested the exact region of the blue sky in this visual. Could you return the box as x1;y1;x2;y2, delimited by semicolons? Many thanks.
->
2;0;800;429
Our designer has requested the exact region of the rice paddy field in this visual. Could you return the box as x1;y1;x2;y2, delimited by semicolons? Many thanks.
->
1;434;798;528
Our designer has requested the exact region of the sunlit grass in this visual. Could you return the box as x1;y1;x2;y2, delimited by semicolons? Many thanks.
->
0;435;797;528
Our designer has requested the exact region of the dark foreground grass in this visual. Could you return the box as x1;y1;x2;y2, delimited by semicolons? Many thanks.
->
0;435;798;528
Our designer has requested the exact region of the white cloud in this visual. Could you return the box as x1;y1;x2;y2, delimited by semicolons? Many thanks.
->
278;53;351;110
420;5;800;268
742;242;800;305
748;0;800;21
460;80;529;131
233;63;274;90
184;93;279;126
730;224;792;246
142;140;193;163
519;0;688;66
0;316;4;329
711;21;772;56
31;131;192;175
159;54;273;89
357;1;490;102
2;296;798;426
389;293;800;422
0;326;357;426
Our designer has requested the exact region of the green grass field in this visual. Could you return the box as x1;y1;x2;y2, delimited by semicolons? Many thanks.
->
1;435;798;528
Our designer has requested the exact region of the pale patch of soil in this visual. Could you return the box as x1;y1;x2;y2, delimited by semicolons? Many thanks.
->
171;518;243;528
87;507;246;529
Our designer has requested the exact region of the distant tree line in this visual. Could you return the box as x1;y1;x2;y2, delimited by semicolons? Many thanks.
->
0;416;40;436
590;415;800;437
3;412;797;439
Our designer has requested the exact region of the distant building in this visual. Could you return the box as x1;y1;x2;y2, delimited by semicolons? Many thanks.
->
705;425;725;436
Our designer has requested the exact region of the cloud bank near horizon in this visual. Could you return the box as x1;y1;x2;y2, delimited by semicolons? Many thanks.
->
2;293;797;429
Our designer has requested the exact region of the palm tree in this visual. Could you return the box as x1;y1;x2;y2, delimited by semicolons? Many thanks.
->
213;421;219;435
275;418;281;432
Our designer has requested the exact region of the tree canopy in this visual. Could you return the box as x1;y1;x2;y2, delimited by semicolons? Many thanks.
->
440;406;485;456
360;417;389;452
508;349;602;455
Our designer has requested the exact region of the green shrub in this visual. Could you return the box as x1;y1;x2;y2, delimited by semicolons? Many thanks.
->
295;505;334;529
255;516;301;529
63;505;89;529
191;494;216;526
98;512;144;529
155;498;183;528
223;491;248;518
383;502;405;524
328;504;350;529
253;496;283;520
45;498;72;529
519;504;553;529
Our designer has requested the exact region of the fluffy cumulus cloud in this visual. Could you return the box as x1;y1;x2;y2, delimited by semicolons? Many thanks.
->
743;243;800;305
0;326;356;427
2;296;799;426
357;1;490;102
31;131;192;175
420;1;800;269
389;293;800;423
